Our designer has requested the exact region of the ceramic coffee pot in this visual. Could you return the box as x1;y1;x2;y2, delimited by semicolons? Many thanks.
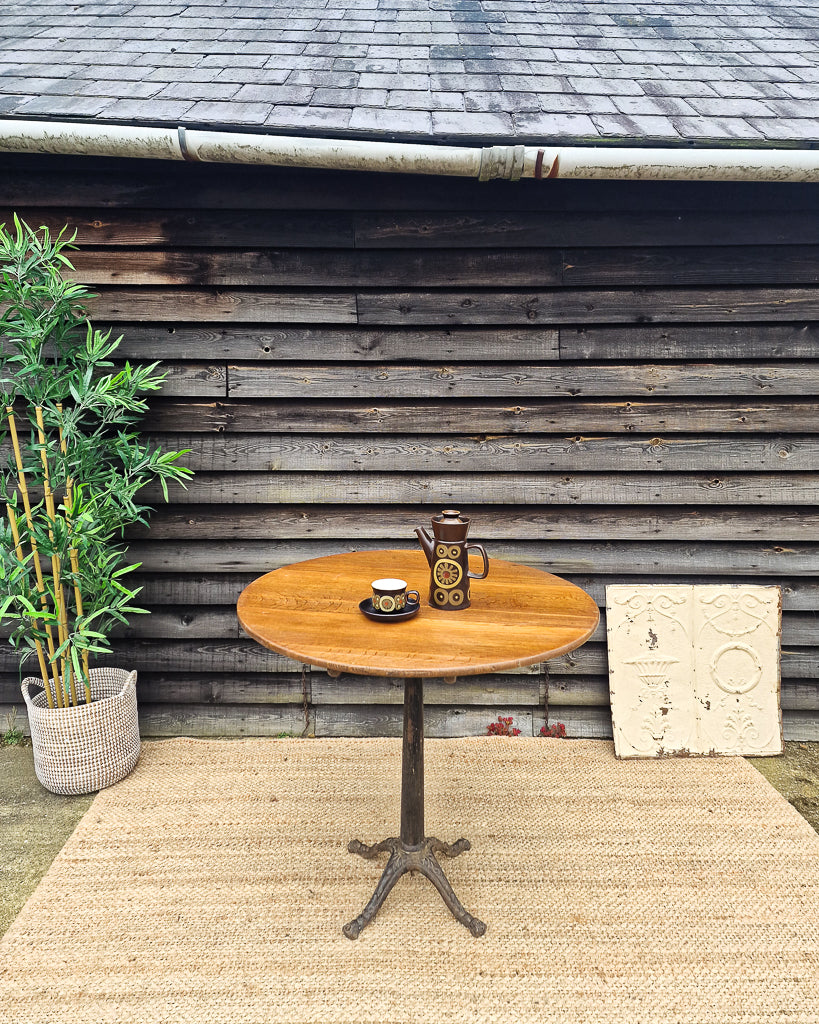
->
415;510;489;610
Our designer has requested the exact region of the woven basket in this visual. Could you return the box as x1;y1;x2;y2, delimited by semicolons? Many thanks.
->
22;667;140;795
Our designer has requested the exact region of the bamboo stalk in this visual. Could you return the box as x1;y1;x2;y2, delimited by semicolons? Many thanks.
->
35;406;76;707
6;503;55;708
5;406;63;705
66;513;90;701
57;405;90;699
56;404;74;497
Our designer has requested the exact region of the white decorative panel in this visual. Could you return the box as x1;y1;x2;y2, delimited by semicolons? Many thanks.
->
606;585;782;759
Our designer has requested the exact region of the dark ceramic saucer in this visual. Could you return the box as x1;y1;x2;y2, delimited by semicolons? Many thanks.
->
359;598;420;623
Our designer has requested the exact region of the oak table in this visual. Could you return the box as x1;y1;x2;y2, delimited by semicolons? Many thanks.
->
237;549;599;939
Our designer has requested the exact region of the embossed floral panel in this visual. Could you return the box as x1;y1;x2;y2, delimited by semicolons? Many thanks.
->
606;585;782;759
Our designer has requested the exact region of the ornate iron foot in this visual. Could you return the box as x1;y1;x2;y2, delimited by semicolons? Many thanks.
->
343;836;486;939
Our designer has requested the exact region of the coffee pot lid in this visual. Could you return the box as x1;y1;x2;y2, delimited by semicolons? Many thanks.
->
434;508;469;523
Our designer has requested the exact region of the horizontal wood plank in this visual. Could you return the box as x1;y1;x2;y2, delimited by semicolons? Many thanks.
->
781;682;819;711
129;505;819;543
357;287;819;326
146;432;819;473
313;705;536;738
541;706;613;739
138;704;312;737
144;471;819;506
72;246;819;289
157;364;227;397
560;323;819;360
782;712;819;742
114;608;238;640
10;206;819;248
135;674;308;706
134;574;258;605
145;398;819;434
89;289;357;323
85;287;819;329
71;248;565;287
113;326;560;362
104;322;819;367
4;701;546;739
562;246;819;287
0;608;239;642
355;211;819;248
310;674;543;706
0;208;356;246
0;641;305;675
125;538;819;575
226;363;819;399
548;675;610;707
0;674;309;707
4;159;817;212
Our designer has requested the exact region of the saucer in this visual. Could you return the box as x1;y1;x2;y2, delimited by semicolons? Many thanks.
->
359;598;420;623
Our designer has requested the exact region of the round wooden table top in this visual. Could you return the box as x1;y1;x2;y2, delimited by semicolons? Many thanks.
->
237;549;599;680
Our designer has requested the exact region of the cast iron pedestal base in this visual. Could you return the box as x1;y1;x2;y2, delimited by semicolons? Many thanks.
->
342;677;487;940
343;835;486;939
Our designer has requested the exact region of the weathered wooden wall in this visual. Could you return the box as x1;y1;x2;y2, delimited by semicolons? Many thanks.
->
1;153;817;739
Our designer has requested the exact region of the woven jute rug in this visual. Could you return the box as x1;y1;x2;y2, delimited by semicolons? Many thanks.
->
2;738;819;1024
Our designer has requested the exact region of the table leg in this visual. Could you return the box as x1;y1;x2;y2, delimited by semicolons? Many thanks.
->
343;677;487;940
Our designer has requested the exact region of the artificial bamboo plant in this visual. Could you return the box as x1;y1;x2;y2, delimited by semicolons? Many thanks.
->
0;216;192;708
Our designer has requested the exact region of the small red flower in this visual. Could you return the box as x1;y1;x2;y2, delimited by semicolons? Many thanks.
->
486;715;522;737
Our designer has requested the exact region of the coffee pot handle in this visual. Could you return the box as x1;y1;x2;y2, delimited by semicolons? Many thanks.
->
465;543;489;580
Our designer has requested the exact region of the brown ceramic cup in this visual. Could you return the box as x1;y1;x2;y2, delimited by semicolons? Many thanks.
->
371;578;420;614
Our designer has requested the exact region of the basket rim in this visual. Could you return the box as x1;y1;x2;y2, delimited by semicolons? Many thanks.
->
22;668;137;714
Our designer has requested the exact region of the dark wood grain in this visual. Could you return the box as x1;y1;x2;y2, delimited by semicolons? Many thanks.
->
357;287;819;326
0;208;356;246
70;248;565;287
127;538;819;575
355;211;819;247
93;322;819;366
4;154;817;737
145;398;819;435
67;245;819;289
143;432;819;473
560;323;819;360
226;363;819;399
4;156;818;212
109;325;560;362
89;288;357;323
128;504;819;542
562;246;819;286
8;207;819;248
141;470;819;506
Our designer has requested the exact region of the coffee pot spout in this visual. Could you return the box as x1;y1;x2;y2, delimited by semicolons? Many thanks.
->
415;526;435;566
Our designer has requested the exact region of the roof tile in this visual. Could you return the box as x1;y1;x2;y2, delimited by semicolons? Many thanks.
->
431;109;515;135
0;1;816;144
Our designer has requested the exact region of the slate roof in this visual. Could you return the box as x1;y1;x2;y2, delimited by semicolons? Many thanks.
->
1;0;818;146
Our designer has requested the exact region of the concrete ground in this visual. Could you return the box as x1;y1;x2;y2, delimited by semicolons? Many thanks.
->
2;740;819;939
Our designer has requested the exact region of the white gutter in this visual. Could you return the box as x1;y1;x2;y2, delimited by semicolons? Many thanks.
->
1;119;818;182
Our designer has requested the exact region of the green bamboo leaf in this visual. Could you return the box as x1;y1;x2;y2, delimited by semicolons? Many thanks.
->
0;217;193;679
